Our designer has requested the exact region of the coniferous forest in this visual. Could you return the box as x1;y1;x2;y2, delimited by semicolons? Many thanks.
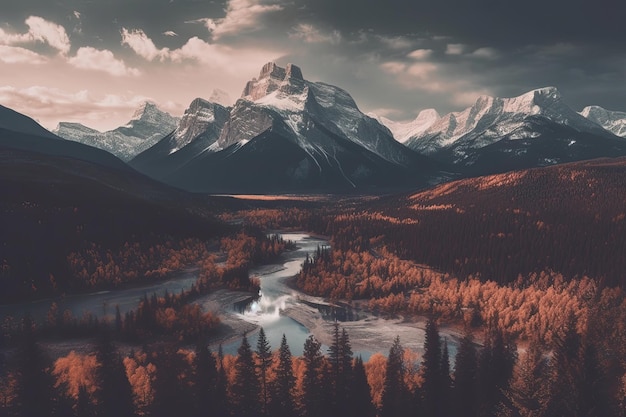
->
2;159;626;417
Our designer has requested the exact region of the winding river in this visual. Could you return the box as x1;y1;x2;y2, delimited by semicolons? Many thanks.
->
0;232;459;360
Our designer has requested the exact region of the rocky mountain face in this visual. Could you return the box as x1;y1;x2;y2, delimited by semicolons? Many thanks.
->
54;102;179;161
133;62;440;193
580;105;626;137
390;88;626;175
130;98;230;180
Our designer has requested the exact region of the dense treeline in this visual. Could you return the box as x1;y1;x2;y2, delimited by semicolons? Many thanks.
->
1;319;622;417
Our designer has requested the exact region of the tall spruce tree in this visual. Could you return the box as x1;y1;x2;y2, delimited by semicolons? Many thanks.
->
351;356;376;417
13;315;55;417
380;336;409;417
94;330;135;417
328;323;353;417
150;344;190;417
421;318;443;417
454;333;479;417
269;334;296;417
193;340;218;417
233;334;261;417
302;335;326;417
256;328;272;416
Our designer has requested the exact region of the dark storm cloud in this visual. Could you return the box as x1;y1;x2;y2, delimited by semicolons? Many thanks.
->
302;0;626;47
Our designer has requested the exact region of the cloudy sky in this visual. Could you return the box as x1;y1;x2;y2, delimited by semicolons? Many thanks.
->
1;0;625;131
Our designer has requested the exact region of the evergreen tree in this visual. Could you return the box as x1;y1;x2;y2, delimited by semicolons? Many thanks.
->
453;333;479;417
233;334;261;417
256;328;272;416
94;330;135;417
150;344;190;417
380;336;409;417
421;318;443;417
76;385;94;417
269;334;296;417
193;340;218;417
13;315;55;417
215;344;229;417
440;339;452;416
496;342;549;417
302;335;326;417
351;356;376;417
477;328;516;417
328;323;353;417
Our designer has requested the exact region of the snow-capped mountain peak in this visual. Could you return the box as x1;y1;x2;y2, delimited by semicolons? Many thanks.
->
54;102;179;161
373;109;440;143
580;105;626;137
405;86;610;154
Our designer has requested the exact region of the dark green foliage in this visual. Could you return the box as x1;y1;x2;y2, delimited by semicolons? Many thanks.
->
328;323;354;417
302;335;327;417
477;329;517;417
453;333;479;417
421;318;446;417
351;356;376;417
150;344;191;417
193;340;219;417
94;330;135;417
256;328;272;416
232;334;261;417
12;316;55;417
380;336;410;417
269;334;296;417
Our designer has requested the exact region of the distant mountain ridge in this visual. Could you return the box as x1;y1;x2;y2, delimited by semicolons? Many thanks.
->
376;87;626;175
580;105;626;137
54;102;179;161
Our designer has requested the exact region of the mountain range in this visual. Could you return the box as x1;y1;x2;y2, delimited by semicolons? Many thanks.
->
54;102;179;161
3;61;626;193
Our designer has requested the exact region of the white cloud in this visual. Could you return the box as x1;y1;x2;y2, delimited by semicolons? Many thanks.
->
163;31;178;37
445;43;465;55
378;35;414;50
201;0;284;39
0;86;155;130
121;28;169;61
73;11;81;20
67;47;141;77
471;47;498;59
289;23;341;44
407;49;433;60
0;16;71;55
0;45;48;64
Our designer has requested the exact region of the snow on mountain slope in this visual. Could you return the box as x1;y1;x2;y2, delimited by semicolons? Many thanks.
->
372;109;440;143
219;62;417;167
405;87;612;155
580;105;626;137
54;102;179;161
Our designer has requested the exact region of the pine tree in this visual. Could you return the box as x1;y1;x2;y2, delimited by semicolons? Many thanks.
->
328;323;353;417
193;340;218;417
421;318;443;417
13;315;55;417
269;334;296;417
233;334;261;417
150;344;189;417
302;335;326;417
215;344;229;417
380;336;409;417
453;333;479;417
94;330;135;417
256;328;272;416
351;356;376;417
440;339;452;416
496;341;549;417
477;329;517;417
